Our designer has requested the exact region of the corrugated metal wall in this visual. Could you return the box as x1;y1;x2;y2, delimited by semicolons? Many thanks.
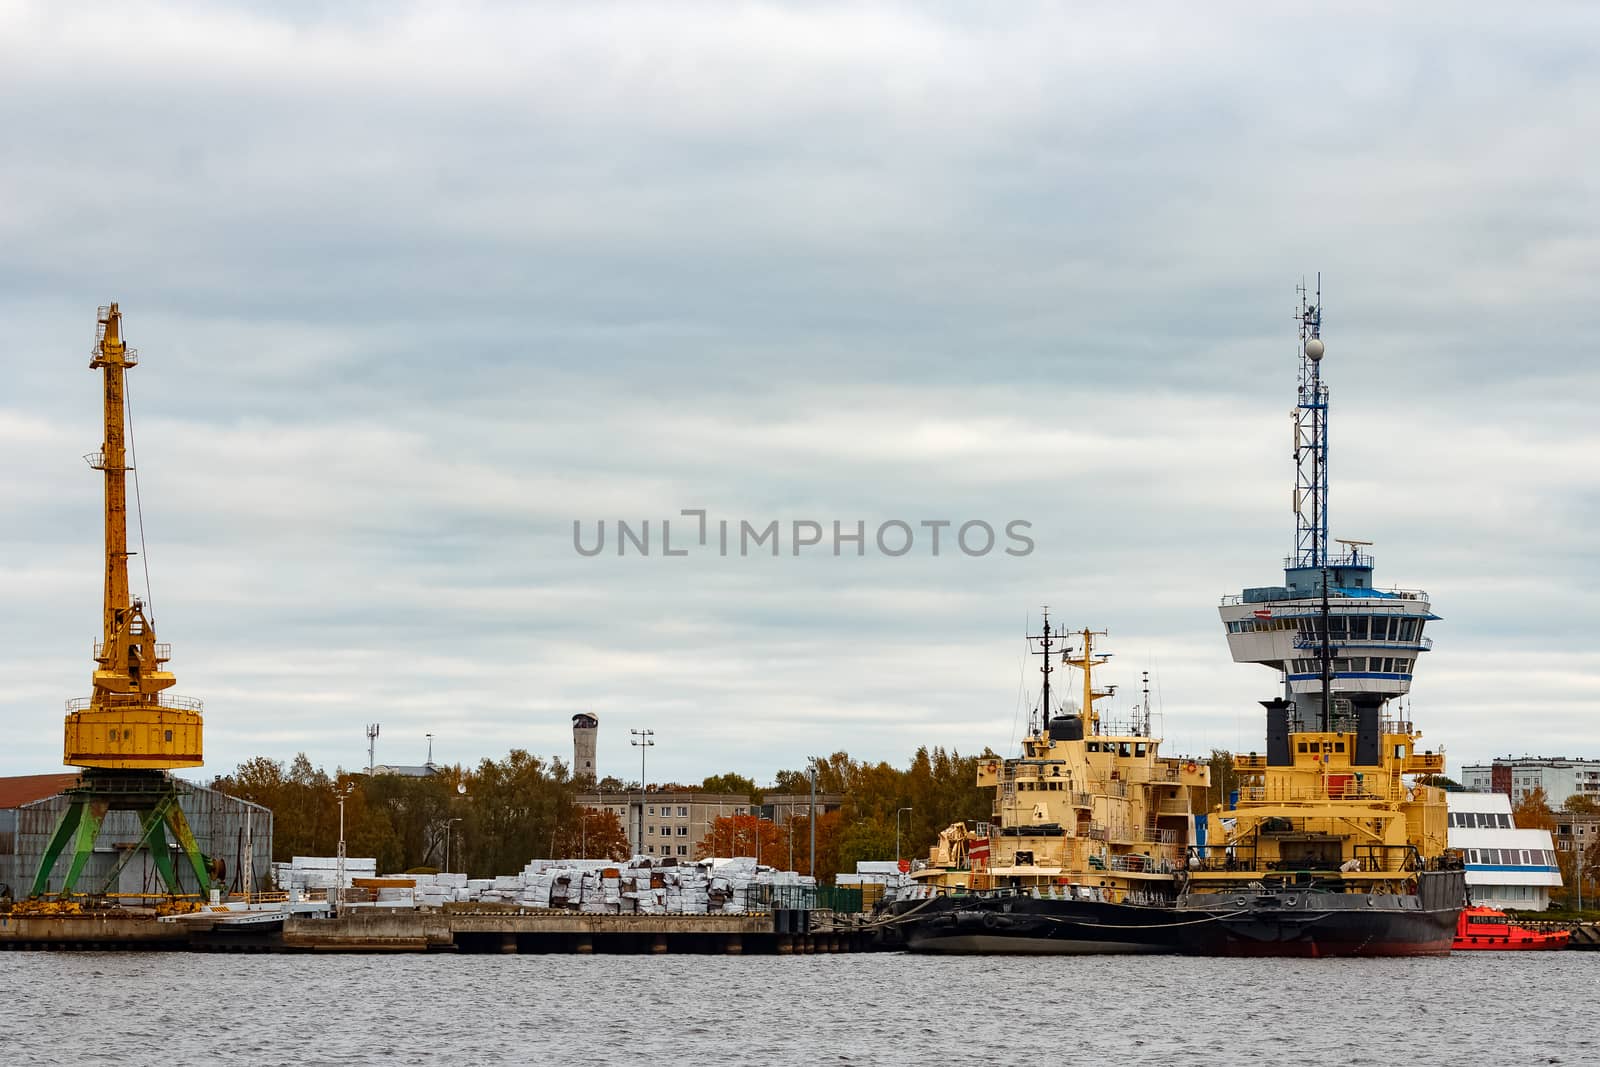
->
1;782;273;897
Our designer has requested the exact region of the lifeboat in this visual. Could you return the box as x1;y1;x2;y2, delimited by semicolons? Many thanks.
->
1453;905;1570;951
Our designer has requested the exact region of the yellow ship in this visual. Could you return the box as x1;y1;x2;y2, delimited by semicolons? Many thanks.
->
886;614;1214;954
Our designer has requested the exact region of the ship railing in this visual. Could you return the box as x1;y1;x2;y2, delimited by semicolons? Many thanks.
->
1382;720;1414;735
64;692;205;714
91;641;173;661
1070;792;1094;808
1141;827;1179;844
1104;853;1176;874
1233;782;1406;804
1184;845;1259;872
1156;798;1192;816
1086;825;1110;842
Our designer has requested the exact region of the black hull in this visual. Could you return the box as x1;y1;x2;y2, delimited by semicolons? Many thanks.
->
879;870;1467;957
1174;870;1467;958
885;895;1191;956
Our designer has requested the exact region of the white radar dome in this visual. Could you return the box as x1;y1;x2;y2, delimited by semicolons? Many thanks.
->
1305;338;1325;361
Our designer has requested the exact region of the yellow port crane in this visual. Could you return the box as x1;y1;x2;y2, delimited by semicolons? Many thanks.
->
31;304;212;898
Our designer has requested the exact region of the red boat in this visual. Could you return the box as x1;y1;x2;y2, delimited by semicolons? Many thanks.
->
1453;905;1570;951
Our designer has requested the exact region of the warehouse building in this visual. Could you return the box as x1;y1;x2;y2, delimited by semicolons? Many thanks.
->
0;773;272;899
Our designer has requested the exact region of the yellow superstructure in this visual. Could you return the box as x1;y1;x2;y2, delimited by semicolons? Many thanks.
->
62;303;203;770
1186;710;1450;887
914;624;1211;903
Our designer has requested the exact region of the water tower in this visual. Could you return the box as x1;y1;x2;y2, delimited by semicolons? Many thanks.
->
572;713;599;782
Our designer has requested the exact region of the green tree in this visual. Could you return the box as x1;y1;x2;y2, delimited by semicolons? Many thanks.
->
835;817;897;874
1206;749;1240;812
701;773;759;799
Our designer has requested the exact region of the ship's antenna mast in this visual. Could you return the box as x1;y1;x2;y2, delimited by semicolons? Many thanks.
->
1293;275;1328;570
1026;608;1055;735
1141;671;1151;737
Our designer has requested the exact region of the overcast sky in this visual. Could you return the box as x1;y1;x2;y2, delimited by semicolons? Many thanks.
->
2;2;1596;786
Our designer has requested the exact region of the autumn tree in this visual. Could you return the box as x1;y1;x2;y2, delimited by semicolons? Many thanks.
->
785;809;844;879
694;814;785;861
1513;786;1559;833
557;807;630;861
1564;795;1600;816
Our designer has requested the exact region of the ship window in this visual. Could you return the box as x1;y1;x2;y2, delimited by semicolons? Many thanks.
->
1135;744;1147;757
1335;742;1345;753
1348;617;1368;639
1298;742;1308;753
1119;743;1131;757
164;730;173;742
1497;814;1510;829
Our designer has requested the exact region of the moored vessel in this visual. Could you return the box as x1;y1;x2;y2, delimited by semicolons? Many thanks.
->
1452;905;1570;951
884;616;1213;954
1172;279;1466;957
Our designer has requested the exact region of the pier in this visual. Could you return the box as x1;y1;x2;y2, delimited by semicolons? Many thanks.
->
0;907;876;955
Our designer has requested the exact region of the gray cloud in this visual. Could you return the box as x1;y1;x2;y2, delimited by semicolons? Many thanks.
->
2;2;1597;783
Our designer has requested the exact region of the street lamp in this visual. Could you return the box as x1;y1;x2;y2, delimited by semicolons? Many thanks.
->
445;817;463;874
334;783;353;917
242;791;255;902
896;807;914;865
808;759;817;878
631;729;654;857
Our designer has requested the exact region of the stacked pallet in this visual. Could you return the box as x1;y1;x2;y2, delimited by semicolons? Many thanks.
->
368;856;817;913
270;855;378;897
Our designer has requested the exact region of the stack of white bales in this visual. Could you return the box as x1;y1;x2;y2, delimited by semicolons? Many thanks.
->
355;856;817;913
271;855;377;897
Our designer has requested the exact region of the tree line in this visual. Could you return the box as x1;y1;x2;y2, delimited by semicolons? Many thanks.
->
210;743;997;883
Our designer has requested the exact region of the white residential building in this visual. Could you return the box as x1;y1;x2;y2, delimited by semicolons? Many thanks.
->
1447;791;1561;910
1460;757;1600;804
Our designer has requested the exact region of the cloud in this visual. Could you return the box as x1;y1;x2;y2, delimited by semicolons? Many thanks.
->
2;2;1597;784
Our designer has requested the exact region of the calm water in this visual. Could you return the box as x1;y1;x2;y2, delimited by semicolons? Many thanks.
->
1;952;1592;1065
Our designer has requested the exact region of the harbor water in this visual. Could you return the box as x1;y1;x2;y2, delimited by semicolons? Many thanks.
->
2;952;1591;1065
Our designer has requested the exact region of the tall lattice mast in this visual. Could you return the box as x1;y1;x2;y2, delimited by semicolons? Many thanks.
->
1291;276;1327;569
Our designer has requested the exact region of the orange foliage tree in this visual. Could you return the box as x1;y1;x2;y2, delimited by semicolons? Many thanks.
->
558;807;631;861
694;814;785;861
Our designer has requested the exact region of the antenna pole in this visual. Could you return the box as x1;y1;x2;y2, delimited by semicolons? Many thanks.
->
1025;609;1056;734
1293;277;1328;569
